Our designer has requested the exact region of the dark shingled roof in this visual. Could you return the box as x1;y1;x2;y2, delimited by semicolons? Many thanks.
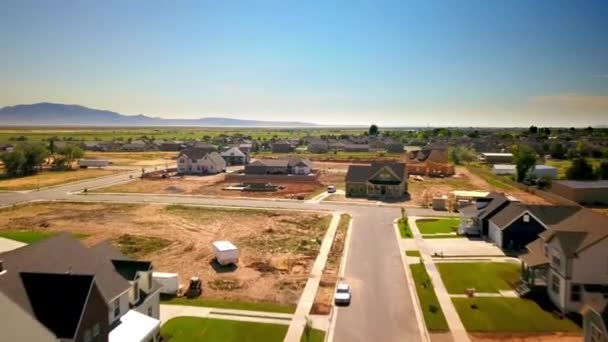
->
488;203;581;229
520;238;549;267
345;162;406;183
20;273;95;339
0;233;131;314
477;192;510;220
111;260;152;281
180;147;213;160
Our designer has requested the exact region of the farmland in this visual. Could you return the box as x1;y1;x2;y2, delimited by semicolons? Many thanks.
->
0;202;332;306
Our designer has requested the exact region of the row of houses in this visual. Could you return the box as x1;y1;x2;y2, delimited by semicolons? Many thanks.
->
271;138;406;154
0;234;161;342
458;192;608;318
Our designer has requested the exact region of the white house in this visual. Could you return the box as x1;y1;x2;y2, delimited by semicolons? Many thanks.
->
178;149;226;174
520;208;608;314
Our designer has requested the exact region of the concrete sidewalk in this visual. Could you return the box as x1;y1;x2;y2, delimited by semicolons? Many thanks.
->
284;212;341;342
408;216;471;342
160;304;330;330
0;237;26;253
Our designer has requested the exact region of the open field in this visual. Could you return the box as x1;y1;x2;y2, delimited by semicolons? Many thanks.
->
253;151;404;163
452;297;580;332
416;218;460;234
160;317;325;342
0;127;368;143
311;214;351;315
545;158;602;180
410;263;449;331
0;168;122;191
98;174;325;199
0;202;332;306
0;230;87;243
85;151;177;166
436;262;520;294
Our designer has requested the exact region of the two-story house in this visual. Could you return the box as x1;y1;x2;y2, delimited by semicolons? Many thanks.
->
177;148;227;174
220;146;250;165
520;208;608;314
0;233;162;342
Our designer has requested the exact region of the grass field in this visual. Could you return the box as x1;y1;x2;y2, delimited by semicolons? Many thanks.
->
436;262;520;294
0;127;368;144
452;297;580;332
85;151;177;166
405;250;421;257
160;296;296;314
546;158;602;180
0;168;120;191
465;165;514;191
410;263;449;331
416;218;460;234
160;317;325;342
0;229;87;243
398;218;413;238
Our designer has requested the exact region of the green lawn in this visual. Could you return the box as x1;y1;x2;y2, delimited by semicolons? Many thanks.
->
452;298;580;332
546;158;602;180
436;262;520;294
0;230;87;243
410;264;449;331
405;250;421;257
161;317;325;342
416;218;460;234
161;296;296;314
466;165;514;191
422;235;465;239
398;218;413;238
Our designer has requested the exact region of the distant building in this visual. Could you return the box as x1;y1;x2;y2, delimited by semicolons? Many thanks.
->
245;157;312;175
550;180;608;205
191;142;218;154
178;148;226;174
345;162;407;199
122;140;147;152
271;140;295;153
343;144;370;152
480;152;514;164
385;140;404;153
407;145;454;176
0;143;14;152
220;146;249;165
492;164;558;179
307;139;329;153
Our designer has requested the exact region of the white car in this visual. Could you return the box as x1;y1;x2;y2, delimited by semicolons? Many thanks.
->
334;282;351;305
327;185;337;193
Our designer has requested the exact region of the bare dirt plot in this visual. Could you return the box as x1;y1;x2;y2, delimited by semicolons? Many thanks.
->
310;214;351;315
0;169;123;191
470;332;581;342
99;174;326;199
0;202;332;306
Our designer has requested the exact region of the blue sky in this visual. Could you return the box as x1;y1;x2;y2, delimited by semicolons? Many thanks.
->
1;0;607;126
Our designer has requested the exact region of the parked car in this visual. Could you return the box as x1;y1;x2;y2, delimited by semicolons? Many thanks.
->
334;282;351;305
327;185;336;193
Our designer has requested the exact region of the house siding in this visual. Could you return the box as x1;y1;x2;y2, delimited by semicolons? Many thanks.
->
583;310;608;342
109;291;131;325
488;221;503;249
501;215;546;250
74;285;109;342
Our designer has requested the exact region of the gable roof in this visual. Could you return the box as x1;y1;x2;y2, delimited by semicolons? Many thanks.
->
205;151;225;167
541;208;608;255
220;147;246;157
489;203;581;230
345;162;406;183
0;234;131;313
477;192;510;220
250;159;290;167
111;260;152;281
20;273;96;340
520;238;549;267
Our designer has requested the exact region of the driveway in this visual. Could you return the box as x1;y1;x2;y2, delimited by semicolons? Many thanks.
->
424;237;505;257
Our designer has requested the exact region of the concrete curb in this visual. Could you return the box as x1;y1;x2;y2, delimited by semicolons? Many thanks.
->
393;218;431;342
326;214;353;342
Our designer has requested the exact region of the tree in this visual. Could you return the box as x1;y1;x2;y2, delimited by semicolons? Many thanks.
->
596;160;608;180
368;124;379;136
449;146;476;165
0;143;49;177
566;158;596;180
513;145;537;182
529;125;538;134
550;143;566;159
55;145;85;169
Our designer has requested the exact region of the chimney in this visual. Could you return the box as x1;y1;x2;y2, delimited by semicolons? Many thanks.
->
65;266;72;275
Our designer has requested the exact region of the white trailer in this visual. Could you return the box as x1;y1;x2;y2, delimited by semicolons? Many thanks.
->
212;241;240;266
152;272;179;295
78;159;110;168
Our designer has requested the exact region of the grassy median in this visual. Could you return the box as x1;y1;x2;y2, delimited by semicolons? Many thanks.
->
409;263;448;331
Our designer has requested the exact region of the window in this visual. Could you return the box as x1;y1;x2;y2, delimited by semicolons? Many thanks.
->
551;274;560;294
570;284;581;302
113;298;120;317
591;324;603;342
84;329;92;342
179;159;184;164
523;214;530;222
92;323;100;337
552;254;561;268
148;306;153;317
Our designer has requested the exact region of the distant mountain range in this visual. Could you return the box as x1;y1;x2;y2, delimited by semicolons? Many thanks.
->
0;103;321;127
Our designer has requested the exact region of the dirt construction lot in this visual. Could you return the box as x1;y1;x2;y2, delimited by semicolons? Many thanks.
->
0;202;332;306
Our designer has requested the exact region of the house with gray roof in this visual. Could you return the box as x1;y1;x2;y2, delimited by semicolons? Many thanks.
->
220;146;250;165
0;234;162;341
244;157;312;175
178;148;226;174
518;208;608;314
345;162;407;199
458;192;514;235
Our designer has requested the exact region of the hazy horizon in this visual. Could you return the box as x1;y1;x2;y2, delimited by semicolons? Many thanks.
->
1;1;607;127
